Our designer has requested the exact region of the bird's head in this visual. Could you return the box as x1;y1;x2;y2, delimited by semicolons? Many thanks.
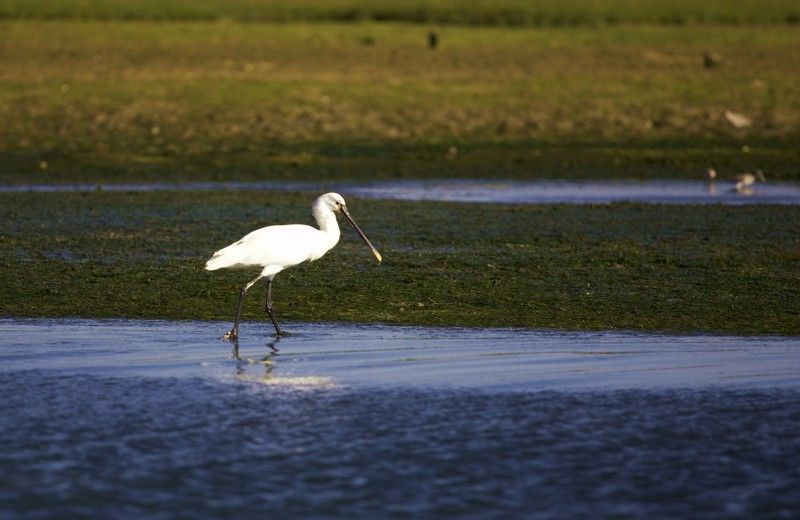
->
314;192;381;264
315;192;348;213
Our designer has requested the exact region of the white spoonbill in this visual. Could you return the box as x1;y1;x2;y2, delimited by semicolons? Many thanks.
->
205;192;381;339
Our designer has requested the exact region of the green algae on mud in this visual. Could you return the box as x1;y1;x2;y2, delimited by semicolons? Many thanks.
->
1;191;798;335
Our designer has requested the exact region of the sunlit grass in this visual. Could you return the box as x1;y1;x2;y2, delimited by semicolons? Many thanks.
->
1;20;798;183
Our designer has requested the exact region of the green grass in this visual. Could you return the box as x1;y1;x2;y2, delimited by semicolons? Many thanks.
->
2;191;798;335
1;0;798;25
2;20;799;184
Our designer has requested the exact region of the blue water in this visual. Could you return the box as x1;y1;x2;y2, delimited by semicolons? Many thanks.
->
3;179;800;205
343;179;800;206
2;319;799;518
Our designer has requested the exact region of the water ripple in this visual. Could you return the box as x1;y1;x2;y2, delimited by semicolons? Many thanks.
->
1;319;799;517
1;372;798;518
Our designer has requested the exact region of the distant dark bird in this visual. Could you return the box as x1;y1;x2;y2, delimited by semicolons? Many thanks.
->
428;31;439;49
703;51;720;69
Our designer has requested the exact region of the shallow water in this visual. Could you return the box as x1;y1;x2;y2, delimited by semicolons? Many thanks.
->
2;318;799;518
3;319;799;390
345;179;800;205
3;179;800;205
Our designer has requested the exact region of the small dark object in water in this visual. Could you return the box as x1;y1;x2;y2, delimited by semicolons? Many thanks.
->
428;31;439;49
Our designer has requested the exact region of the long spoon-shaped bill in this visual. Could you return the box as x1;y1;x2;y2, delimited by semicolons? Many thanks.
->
341;207;382;264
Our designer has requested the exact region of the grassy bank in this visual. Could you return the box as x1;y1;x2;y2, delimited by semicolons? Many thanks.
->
1;20;799;184
2;191;798;334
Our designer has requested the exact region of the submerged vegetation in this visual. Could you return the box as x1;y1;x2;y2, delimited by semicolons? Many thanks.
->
1;192;798;334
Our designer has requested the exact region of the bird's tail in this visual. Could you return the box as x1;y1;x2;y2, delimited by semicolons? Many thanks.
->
204;251;229;271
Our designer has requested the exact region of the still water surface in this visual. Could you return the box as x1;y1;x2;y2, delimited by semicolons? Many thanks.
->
1;319;799;518
3;179;800;205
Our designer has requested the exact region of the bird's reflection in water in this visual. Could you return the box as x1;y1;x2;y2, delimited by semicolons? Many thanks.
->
229;338;335;388
232;338;280;380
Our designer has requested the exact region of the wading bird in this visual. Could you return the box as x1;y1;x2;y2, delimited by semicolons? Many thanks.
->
705;167;718;194
205;193;382;339
734;169;766;194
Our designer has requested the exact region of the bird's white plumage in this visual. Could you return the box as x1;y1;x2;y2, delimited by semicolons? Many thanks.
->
205;223;339;277
205;193;348;278
205;192;381;339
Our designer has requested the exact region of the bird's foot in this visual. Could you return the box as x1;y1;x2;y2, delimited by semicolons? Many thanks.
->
221;329;238;342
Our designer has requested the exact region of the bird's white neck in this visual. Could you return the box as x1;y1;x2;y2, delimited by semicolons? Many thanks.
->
312;202;341;238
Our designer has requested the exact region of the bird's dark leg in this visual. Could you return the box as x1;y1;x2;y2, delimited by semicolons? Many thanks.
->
264;278;283;337
222;274;262;342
